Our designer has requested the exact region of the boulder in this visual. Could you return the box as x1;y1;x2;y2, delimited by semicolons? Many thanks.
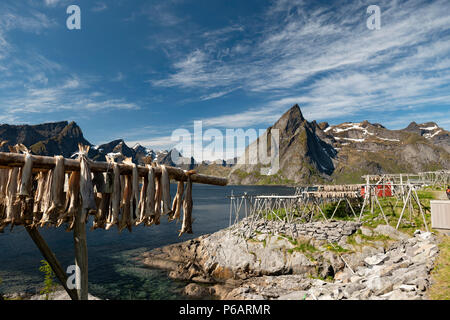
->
373;225;409;240
364;253;388;266
183;283;211;298
360;226;373;237
277;290;308;300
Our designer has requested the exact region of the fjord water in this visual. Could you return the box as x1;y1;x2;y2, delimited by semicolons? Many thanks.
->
0;185;294;300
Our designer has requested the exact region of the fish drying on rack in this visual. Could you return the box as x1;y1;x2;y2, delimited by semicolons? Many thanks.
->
17;145;34;225
105;157;121;231
136;170;148;226
160;165;172;217
92;172;112;230
58;170;80;230
119;173;132;232
153;166;162;225
169;180;184;222
40;155;65;227
77;144;97;223
144;165;156;226
179;170;195;236
0;141;8;231
4;145;23;230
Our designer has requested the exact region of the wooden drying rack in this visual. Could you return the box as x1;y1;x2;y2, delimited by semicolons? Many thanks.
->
0;151;228;300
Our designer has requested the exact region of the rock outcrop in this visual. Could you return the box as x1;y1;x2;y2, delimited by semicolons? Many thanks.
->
139;220;440;300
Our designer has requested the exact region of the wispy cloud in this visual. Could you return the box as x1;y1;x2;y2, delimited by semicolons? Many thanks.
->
150;0;450;128
112;72;125;82
92;2;108;12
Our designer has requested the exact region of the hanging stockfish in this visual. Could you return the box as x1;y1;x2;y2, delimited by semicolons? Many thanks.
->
4;145;22;229
136;173;148;226
92;192;110;230
119;174;132;232
105;159;121;230
58;170;80;230
77;144;97;222
18;144;33;198
17;145;34;226
179;171;194;236
92;172;112;230
144;165;156;226
126;159;140;225
0;169;7;232
160;165;172;216
39;156;65;226
153;169;162;225
169;180;184;222
32;171;47;224
0;142;10;231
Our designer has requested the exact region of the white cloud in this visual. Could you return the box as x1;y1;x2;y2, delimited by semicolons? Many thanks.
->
92;2;108;12
150;0;450;129
112;72;125;82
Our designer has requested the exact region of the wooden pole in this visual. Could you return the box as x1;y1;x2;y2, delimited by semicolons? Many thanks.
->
73;209;88;300
0;152;228;186
25;226;79;300
412;188;429;232
396;187;412;229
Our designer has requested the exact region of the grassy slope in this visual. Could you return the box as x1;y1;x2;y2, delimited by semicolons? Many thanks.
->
428;234;450;300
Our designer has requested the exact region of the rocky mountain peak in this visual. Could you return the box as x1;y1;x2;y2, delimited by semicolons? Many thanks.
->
273;104;306;135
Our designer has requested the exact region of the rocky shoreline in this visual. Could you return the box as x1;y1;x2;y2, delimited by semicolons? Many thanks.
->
139;218;440;300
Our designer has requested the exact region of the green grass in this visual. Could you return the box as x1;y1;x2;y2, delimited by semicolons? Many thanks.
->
287;242;317;254
308;274;334;282
323;243;349;254
429;235;450;300
346;228;393;250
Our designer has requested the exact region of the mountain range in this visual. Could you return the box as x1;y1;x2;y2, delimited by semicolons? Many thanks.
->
0;121;194;169
0;104;449;185
228;105;450;185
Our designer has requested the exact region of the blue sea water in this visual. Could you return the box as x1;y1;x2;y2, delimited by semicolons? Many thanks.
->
0;185;294;300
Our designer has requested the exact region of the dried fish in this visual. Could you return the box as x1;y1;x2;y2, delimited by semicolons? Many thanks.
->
153;172;162;225
92;192;110;230
169;180;184;222
40;169;53;218
5;166;21;228
59;171;80;230
32;171;47;224
136;173;148;226
40;156;65;226
119;174;132;232
179;174;193;236
130;162;140;225
160;165;172;217
78;144;96;221
144;165;156;226
105;161;120;230
18;146;33;197
0;167;10;232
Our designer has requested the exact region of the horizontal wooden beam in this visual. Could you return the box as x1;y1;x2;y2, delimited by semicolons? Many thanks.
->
0;152;228;186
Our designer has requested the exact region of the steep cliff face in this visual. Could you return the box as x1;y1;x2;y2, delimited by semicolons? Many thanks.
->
229;105;450;185
229;105;337;185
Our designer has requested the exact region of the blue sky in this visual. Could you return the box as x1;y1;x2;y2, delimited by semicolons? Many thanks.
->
0;0;449;154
